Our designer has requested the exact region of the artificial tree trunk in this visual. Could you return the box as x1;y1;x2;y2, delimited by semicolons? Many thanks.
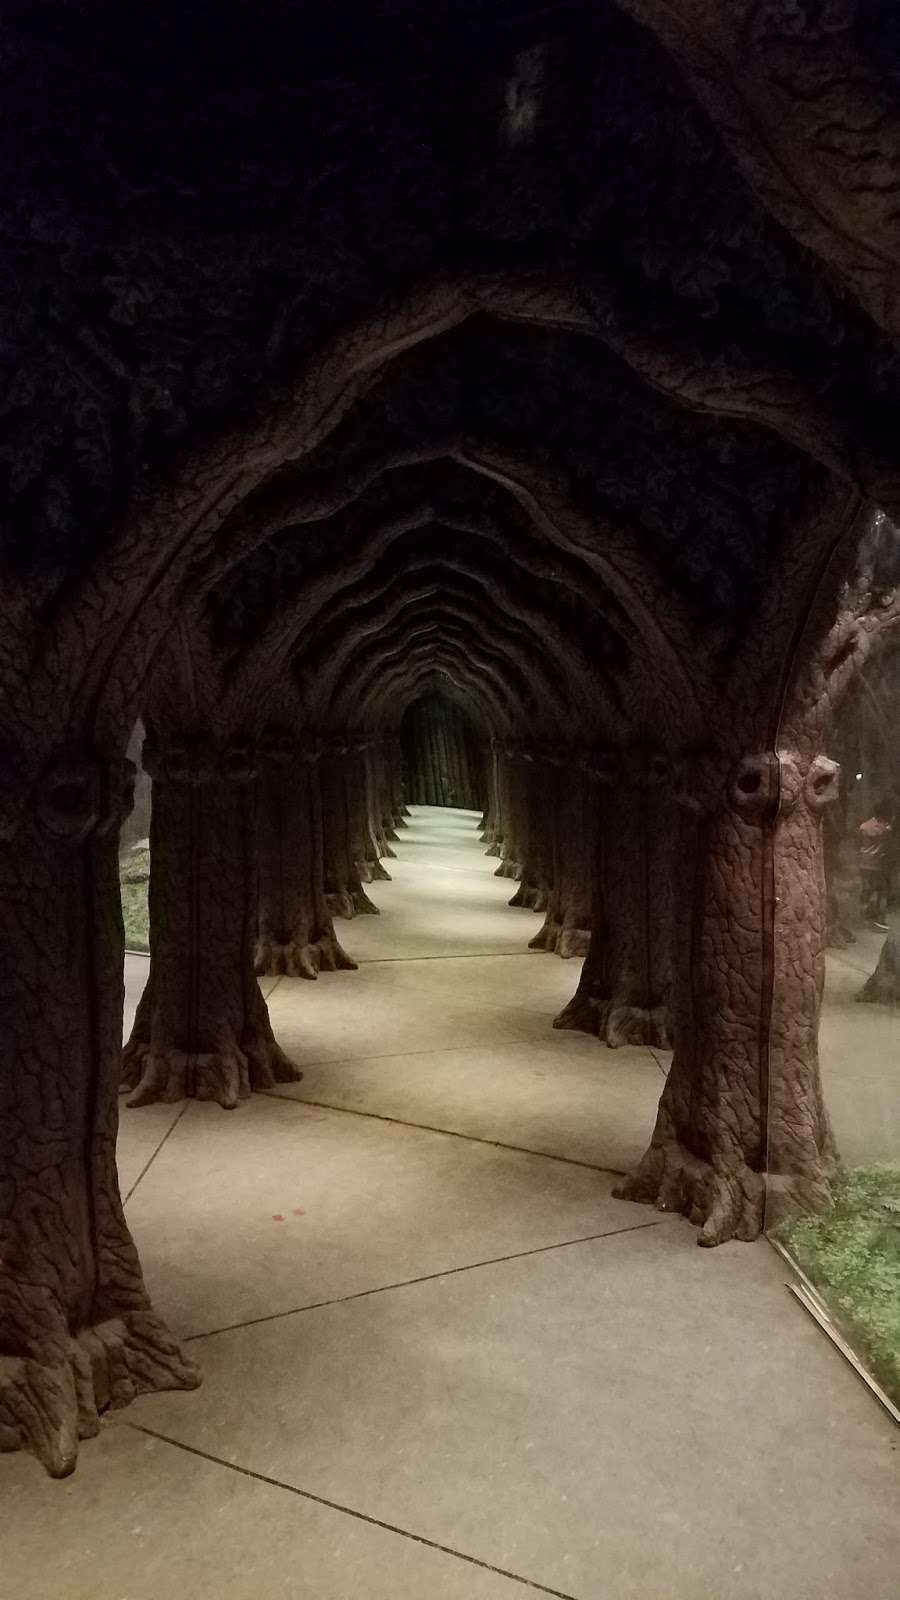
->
479;742;502;850
507;756;553;914
319;746;379;918
255;739;356;979
122;736;301;1108
370;742;399;847
617;746;840;1244
530;760;594;958
493;751;524;878
0;749;198;1476
386;738;408;828
555;756;673;1041
614;532;900;1245
483;745;506;858
352;747;392;884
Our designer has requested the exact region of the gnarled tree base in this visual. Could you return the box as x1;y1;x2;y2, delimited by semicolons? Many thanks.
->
327;887;380;918
508;881;548;912
494;859;521;880
255;932;357;980
554;993;671;1048
123;987;301;1108
0;1309;200;1478
615;1138;836;1246
614;1141;767;1246
358;858;392;883
529;916;590;958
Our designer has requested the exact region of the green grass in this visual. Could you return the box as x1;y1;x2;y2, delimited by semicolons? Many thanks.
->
776;1165;900;1408
119;841;150;953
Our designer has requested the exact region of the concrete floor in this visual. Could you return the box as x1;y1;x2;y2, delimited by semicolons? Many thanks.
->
3;807;898;1598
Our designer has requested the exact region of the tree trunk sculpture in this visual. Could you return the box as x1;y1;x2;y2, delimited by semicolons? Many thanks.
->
122;733;301;1107
0;748;199;1476
255;731;357;979
619;534;900;1243
555;750;672;1038
493;749;525;879
319;743;380;918
352;746;393;885
507;754;553;914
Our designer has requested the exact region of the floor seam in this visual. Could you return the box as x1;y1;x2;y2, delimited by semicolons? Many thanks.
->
124;1424;584;1600
345;950;549;964
267;1034;582;1069
182;1219;665;1344
122;1101;190;1205
258;1089;629;1176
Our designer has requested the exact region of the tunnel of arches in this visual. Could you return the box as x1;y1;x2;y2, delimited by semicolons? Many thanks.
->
2;0;900;1476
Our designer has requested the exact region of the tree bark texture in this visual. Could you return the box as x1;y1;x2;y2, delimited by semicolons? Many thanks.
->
255;741;356;980
0;750;198;1477
122;736;301;1107
386;738;408;828
401;697;485;809
617;747;841;1244
529;760;595;958
319;747;380;918
555;757;673;1039
479;742;502;849
369;743;400;847
483;746;508;860
492;751;525;880
353;748;393;884
506;756;553;914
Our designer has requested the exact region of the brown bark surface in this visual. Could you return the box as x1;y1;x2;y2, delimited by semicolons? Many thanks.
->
255;745;356;979
1;752;198;1476
613;494;895;1243
555;758;672;1040
492;752;524;879
507;758;553;915
351;748;392;885
319;748;380;918
528;759;598;960
618;749;841;1243
123;740;300;1107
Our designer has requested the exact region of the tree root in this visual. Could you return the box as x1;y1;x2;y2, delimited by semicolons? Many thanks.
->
529;916;590;958
553;994;671;1047
484;840;503;857
494;858;521;880
508;881;548;912
327;887;380;918
614;1140;766;1246
123;1013;301;1108
357;858;392;883
0;1309;200;1478
255;933;357;979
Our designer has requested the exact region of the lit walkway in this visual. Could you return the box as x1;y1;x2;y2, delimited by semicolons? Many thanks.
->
3;809;897;1599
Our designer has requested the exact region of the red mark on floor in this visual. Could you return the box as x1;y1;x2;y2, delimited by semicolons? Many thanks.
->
272;1214;285;1222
